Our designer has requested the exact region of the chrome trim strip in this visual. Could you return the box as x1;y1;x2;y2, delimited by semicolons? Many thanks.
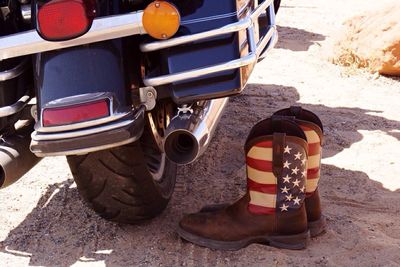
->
181;12;238;25
21;4;31;23
0;59;29;81
251;0;273;23
31;106;145;156
140;19;252;52
141;0;276;87
36;111;131;133
262;30;278;56
0;93;30;117
32;137;137;157
247;25;257;54
237;0;253;17
143;53;257;87
256;26;276;56
32;117;135;141
36;92;130;133
0;12;145;61
258;1;278;59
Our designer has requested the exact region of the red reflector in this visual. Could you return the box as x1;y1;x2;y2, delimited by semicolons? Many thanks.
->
37;0;94;41
43;100;110;127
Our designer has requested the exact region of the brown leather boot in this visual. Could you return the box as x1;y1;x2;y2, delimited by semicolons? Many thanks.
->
178;118;310;250
273;106;326;237
199;107;327;237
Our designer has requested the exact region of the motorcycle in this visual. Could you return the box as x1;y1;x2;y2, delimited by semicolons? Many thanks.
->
0;0;278;224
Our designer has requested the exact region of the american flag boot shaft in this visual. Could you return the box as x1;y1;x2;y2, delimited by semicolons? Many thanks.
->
273;106;326;237
178;118;310;250
246;137;308;216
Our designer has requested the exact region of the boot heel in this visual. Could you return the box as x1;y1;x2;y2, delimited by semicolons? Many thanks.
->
309;215;327;237
267;231;309;250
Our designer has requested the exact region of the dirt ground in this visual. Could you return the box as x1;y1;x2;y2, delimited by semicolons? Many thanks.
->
1;0;400;266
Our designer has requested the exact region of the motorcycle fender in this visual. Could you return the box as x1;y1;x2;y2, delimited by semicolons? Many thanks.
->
34;39;130;120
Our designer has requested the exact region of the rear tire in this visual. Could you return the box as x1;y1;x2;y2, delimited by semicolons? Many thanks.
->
67;125;177;224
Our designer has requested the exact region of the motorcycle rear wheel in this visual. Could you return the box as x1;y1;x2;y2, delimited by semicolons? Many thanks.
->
67;121;176;224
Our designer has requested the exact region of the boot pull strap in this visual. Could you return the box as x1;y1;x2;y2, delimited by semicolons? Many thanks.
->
273;132;285;177
290;106;303;116
271;114;296;121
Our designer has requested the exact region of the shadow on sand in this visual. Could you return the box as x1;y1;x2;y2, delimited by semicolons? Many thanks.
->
276;26;326;52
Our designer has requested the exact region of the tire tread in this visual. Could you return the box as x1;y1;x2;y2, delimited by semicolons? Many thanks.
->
67;140;176;224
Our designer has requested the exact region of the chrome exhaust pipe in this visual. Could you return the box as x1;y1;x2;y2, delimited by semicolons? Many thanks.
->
164;98;229;165
0;123;42;189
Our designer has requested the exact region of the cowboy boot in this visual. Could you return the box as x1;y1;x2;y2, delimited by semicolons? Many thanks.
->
273;106;326;237
199;107;327;237
178;118;310;250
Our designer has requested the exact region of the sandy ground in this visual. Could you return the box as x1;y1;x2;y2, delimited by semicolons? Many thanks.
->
1;0;400;266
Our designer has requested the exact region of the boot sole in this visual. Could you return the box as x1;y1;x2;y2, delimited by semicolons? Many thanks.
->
177;226;309;251
200;204;327;238
309;215;327;237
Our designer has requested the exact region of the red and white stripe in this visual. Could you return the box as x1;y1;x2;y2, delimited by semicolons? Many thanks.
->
300;125;321;194
246;140;277;215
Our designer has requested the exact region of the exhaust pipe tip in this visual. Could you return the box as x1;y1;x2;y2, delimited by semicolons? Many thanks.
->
164;131;199;165
0;122;42;189
163;98;229;165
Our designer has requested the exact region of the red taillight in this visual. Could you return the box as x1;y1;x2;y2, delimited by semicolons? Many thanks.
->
37;0;96;41
42;100;110;127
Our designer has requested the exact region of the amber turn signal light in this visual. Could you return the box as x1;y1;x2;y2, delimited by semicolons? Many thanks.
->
142;1;181;40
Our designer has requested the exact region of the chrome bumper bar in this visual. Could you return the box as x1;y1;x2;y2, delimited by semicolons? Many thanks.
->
32;92;141;141
30;106;145;157
31;113;136;141
0;12;145;61
141;0;277;87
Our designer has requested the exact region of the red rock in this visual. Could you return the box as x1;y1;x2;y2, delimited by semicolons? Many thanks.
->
333;4;400;76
